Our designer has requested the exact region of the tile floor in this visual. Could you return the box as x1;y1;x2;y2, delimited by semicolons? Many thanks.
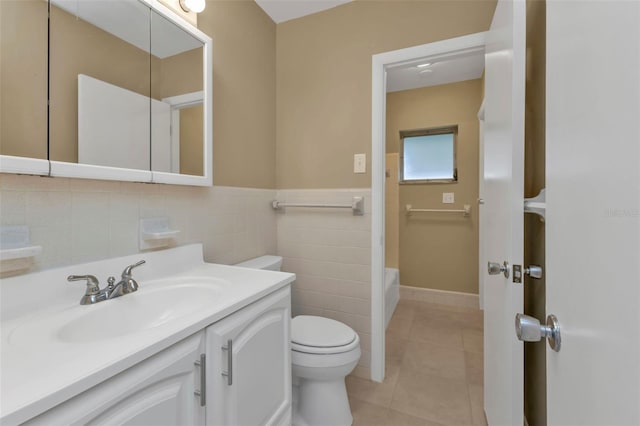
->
346;299;486;426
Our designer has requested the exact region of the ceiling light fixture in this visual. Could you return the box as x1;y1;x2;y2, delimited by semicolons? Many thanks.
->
179;0;206;13
417;63;432;68
419;69;433;74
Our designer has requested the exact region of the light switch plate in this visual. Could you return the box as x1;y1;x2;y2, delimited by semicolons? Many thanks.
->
443;192;455;204
354;154;366;173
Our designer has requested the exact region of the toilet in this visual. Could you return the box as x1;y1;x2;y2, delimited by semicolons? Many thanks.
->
235;256;361;426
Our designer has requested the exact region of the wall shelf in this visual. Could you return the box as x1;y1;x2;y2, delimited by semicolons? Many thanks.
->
139;217;180;250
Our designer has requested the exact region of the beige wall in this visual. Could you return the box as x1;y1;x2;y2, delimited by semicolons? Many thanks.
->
200;1;276;189
387;80;482;294
0;1;48;159
524;0;546;425
385;153;399;268
276;0;496;189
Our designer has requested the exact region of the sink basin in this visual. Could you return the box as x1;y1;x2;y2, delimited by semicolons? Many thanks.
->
6;277;228;346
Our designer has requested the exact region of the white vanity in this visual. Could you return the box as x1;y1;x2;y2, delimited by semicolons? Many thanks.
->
0;244;295;425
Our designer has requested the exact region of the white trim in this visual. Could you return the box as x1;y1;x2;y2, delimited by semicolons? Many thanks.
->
399;285;480;309
0;156;49;176
49;161;152;182
370;32;487;382
162;91;204;108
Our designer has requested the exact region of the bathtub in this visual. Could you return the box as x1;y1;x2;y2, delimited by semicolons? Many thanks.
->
385;267;399;329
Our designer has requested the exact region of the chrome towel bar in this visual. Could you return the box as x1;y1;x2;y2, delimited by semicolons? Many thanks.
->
405;204;471;217
272;196;364;216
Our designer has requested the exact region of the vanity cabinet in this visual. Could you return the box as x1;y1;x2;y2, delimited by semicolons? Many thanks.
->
22;286;291;426
25;332;206;426
205;286;291;426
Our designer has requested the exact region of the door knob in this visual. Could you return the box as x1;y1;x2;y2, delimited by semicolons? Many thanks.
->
524;265;543;279
488;261;510;278
515;313;561;352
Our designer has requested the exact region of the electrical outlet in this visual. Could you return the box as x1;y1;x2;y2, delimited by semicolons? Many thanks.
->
442;192;455;204
354;154;366;173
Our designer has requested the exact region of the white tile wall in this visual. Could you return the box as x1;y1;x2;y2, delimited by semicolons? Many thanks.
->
0;177;374;377
0;174;277;272
276;188;372;377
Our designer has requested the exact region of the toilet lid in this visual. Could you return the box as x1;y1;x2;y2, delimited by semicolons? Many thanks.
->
292;315;357;348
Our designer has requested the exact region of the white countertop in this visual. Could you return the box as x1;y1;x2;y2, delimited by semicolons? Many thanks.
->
0;244;295;425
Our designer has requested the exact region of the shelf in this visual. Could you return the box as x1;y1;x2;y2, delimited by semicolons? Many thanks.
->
0;246;42;261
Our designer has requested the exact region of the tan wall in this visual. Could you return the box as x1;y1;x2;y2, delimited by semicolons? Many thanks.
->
0;0;48;159
276;0;496;189
524;0;546;425
385;153;399;268
387;80;482;294
199;1;276;189
180;105;204;176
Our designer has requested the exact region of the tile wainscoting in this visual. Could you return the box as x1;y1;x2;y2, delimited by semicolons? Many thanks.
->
0;174;277;272
276;188;372;378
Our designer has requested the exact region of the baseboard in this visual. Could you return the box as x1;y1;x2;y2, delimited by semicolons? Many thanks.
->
400;285;480;309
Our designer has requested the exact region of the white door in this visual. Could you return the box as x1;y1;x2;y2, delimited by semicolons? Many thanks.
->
478;101;486;310
482;0;526;424
545;1;640;424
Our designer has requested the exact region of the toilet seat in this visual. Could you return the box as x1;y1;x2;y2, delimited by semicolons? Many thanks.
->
292;315;359;354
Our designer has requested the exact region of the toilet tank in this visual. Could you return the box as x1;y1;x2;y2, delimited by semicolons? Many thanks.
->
235;255;283;271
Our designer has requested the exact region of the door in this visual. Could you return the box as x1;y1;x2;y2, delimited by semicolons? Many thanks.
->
482;0;526;424
206;288;291;426
545;1;640;424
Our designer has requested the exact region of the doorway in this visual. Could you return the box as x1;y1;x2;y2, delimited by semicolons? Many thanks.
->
370;32;487;383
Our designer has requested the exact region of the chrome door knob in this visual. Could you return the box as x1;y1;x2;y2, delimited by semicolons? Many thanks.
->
524;265;543;279
488;261;510;278
515;313;561;352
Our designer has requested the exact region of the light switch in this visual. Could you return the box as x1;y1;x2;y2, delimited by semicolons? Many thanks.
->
354;154;366;174
442;192;455;204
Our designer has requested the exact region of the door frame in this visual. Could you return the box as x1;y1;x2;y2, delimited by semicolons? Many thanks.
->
370;32;487;381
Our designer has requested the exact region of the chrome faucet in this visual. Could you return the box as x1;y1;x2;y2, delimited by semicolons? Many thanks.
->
68;260;146;305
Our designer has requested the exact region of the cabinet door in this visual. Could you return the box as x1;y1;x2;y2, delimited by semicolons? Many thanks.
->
26;332;206;426
206;287;291;426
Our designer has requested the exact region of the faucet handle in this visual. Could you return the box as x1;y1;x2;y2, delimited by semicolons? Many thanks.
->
68;275;102;304
68;275;100;295
122;260;146;278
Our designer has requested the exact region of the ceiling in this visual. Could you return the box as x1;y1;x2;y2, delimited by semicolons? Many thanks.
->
386;50;485;93
255;0;353;23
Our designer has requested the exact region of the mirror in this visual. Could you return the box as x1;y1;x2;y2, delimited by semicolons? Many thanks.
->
0;0;211;185
0;0;48;161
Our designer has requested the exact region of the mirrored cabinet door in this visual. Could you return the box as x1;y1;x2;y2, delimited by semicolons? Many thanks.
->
0;0;48;161
49;0;152;172
150;9;204;177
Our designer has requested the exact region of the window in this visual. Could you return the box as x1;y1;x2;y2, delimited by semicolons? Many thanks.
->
399;125;457;183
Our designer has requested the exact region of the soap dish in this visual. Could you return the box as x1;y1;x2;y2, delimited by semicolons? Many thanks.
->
0;226;42;274
139;217;180;250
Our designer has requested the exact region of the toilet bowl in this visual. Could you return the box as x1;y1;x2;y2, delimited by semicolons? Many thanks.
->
235;256;361;426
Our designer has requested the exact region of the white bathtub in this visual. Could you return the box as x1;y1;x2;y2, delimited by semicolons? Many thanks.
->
385;267;399;329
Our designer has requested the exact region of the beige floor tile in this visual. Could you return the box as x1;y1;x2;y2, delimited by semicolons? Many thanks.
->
408;316;464;350
351;398;390;426
346;362;400;407
462;329;484;354
401;340;466;381
390;369;473;425
350;398;443;426
468;384;487;426
464;351;484;385
385;333;410;365
387;308;416;339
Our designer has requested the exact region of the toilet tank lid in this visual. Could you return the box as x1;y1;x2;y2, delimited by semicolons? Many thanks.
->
292;315;357;348
234;255;283;270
